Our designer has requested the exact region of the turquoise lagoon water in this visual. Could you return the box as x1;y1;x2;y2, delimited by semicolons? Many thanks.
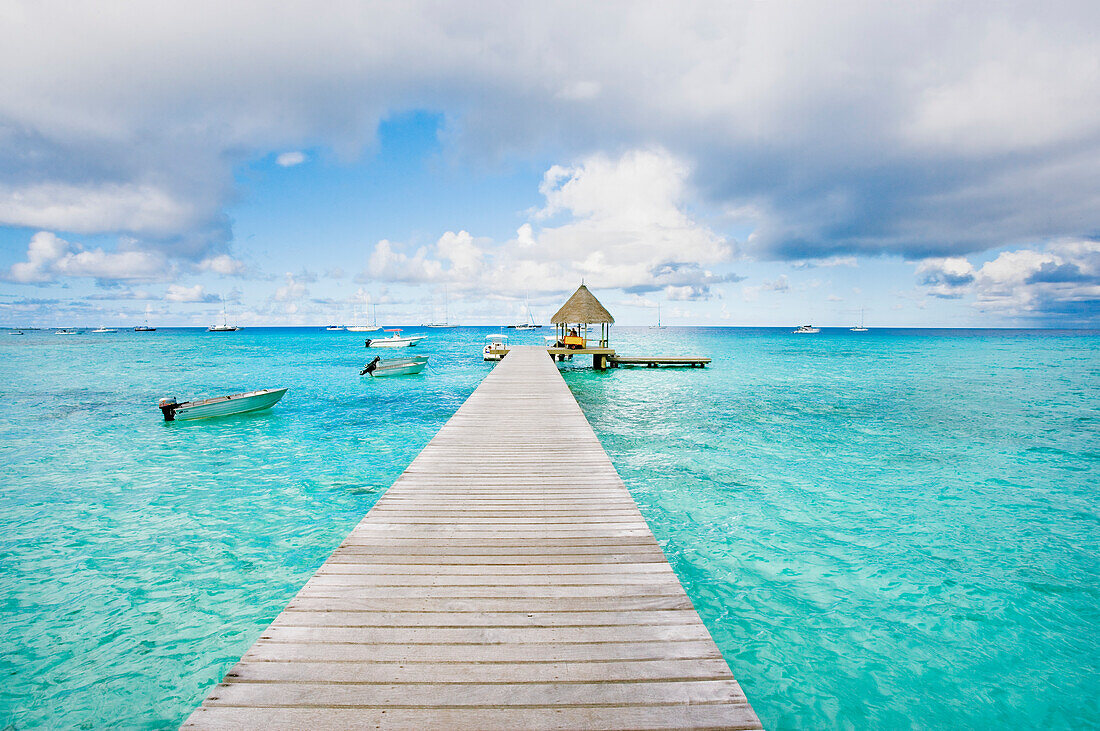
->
0;327;1096;729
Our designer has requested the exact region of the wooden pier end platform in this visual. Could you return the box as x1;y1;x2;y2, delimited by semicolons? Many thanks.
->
184;346;758;730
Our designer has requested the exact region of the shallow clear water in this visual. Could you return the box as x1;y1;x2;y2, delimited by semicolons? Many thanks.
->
0;327;1097;729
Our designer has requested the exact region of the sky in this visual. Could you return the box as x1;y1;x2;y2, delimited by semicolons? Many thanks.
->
1;1;1098;328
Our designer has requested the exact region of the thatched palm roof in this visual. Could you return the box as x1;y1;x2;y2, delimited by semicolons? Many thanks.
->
551;285;615;324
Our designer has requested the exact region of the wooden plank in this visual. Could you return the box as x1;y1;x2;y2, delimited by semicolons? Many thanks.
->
185;705;762;730
185;346;760;730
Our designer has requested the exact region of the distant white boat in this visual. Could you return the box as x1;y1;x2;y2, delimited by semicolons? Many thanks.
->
360;355;428;377
158;387;287;421
325;325;345;331
649;303;665;329
92;327;117;333
365;329;426;348
427;286;457;327
135;306;156;331
484;334;507;361
207;297;240;332
347;303;381;331
851;308;869;332
792;325;820;334
508;294;541;329
55;328;79;335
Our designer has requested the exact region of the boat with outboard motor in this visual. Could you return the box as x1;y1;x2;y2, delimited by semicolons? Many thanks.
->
360;355;429;377
365;329;426;348
158;387;288;421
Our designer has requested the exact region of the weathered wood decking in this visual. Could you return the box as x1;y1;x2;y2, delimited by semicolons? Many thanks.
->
184;346;760;730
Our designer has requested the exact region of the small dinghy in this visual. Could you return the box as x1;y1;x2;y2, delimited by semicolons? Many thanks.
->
158;387;288;421
361;355;428;377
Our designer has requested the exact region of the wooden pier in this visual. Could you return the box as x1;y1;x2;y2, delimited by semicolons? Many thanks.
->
185;346;759;730
610;355;711;368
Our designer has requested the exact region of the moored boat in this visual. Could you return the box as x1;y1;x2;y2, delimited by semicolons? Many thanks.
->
207;296;241;331
365;329;426;348
55;328;79;335
484;334;507;361
792;324;820;334
158;387;288;421
92;327;117;333
360;355;429;377
325;324;346;331
850;307;869;332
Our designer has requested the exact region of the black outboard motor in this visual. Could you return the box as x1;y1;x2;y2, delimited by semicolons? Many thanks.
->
364;338;372;347
158;397;179;421
360;356;381;376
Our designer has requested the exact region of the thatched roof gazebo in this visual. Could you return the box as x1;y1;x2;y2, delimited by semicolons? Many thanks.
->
551;284;614;348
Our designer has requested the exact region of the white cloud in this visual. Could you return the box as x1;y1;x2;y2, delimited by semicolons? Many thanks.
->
356;149;734;299
165;283;218;302
0;3;1096;264
0;183;201;238
5;232;166;284
916;240;1100;321
276;151;306;167
273;273;310;302
197;254;246;275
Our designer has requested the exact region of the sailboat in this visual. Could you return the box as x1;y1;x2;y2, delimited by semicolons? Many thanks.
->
426;286;457;328
92;326;117;333
134;305;156;331
649;302;665;329
347;303;380;332
207;296;241;332
850;308;869;332
509;295;541;329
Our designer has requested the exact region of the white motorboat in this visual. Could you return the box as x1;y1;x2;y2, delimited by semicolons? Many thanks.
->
158;387;287;421
92;327;117;333
55;328;79;335
365;329;426;348
347;325;380;332
325;324;345;331
484;334;507;361
851;308;869;332
360;355;428;377
792;325;820;334
134;325;156;332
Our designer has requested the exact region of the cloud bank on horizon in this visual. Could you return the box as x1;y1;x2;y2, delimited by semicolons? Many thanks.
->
0;1;1098;325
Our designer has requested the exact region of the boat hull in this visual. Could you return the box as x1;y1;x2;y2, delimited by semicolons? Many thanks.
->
366;336;425;348
368;357;428;377
347;326;380;332
170;388;288;421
